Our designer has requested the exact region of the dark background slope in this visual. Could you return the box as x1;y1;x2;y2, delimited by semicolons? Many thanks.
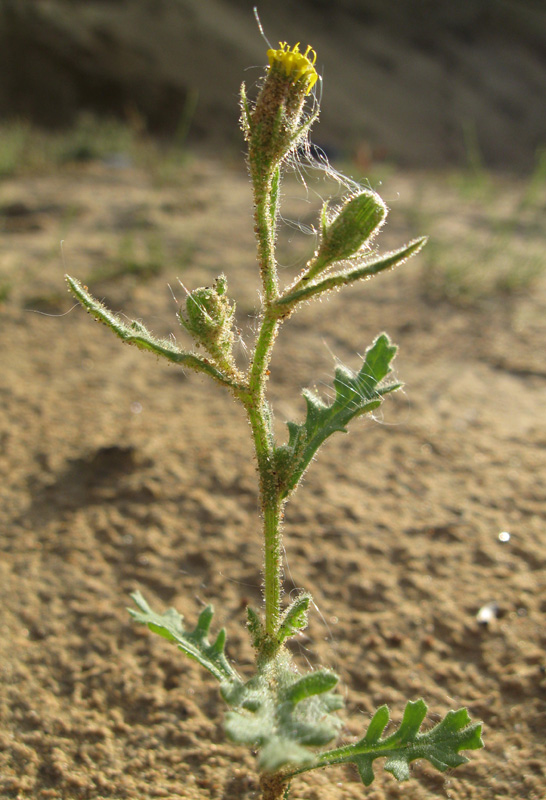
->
0;0;545;167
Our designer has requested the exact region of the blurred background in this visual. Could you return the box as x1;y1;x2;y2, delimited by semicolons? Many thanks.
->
1;0;545;170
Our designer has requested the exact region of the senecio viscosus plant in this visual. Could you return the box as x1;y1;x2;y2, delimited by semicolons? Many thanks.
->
66;38;483;800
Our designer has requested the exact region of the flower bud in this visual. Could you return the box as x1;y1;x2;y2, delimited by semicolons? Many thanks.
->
312;191;387;275
178;274;236;367
246;43;319;177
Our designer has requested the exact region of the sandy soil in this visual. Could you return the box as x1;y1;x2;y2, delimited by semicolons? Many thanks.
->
1;153;545;800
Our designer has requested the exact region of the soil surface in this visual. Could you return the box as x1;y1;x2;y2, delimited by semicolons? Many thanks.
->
1;152;545;800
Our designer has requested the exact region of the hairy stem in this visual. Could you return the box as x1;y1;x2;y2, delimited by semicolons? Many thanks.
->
247;146;287;643
252;168;279;303
263;499;283;637
249;313;279;398
245;394;282;638
245;311;284;640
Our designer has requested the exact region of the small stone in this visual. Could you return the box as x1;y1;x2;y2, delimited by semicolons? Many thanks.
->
476;601;499;626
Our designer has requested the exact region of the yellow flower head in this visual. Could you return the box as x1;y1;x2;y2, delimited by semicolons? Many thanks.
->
266;42;318;94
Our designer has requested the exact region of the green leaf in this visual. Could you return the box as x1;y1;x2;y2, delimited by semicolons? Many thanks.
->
277;592;311;645
129;591;241;686
224;655;344;772
278;237;427;309
311;699;483;787
65;275;235;387
247;606;266;649
276;334;400;497
362;704;390;745
284;670;339;705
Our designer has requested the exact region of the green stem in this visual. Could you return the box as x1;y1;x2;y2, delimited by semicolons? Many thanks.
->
252;170;279;302
245;310;284;640
245;393;282;638
263;499;283;636
249;313;279;396
248;138;285;645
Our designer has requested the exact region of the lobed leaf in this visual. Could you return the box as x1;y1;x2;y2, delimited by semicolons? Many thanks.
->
284;670;338;705
65;275;236;386
129;591;241;686
224;656;344;772
277;592;311;645
276;334;400;497
308;699;483;786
